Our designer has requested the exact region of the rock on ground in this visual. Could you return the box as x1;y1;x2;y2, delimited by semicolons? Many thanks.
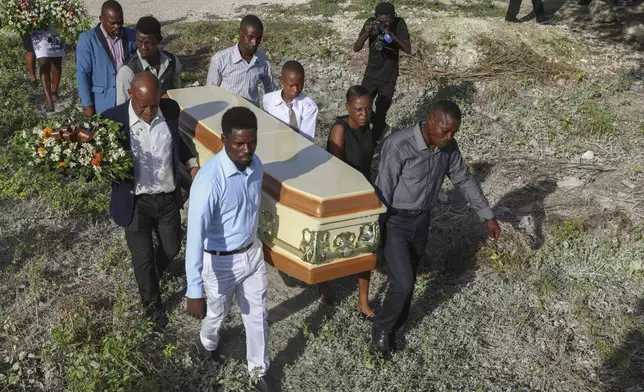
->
589;0;618;23
624;22;644;43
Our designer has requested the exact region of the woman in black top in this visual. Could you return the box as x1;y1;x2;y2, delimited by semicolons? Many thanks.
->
323;85;377;320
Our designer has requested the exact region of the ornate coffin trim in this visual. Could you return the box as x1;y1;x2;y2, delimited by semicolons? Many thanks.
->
177;109;384;219
257;210;380;265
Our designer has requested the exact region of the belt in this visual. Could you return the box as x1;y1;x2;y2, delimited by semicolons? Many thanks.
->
392;208;427;216
136;191;175;199
205;242;253;256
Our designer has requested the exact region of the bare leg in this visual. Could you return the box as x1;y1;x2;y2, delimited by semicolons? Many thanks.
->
358;270;375;317
50;57;62;101
38;57;54;111
26;51;37;82
317;282;332;305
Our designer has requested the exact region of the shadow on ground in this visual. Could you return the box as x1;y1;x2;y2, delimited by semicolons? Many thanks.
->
405;162;557;333
600;298;644;391
553;0;644;50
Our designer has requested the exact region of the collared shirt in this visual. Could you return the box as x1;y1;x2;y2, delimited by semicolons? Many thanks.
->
99;24;124;70
262;89;318;141
206;44;276;106
116;50;182;105
375;122;494;221
128;101;198;195
185;150;263;299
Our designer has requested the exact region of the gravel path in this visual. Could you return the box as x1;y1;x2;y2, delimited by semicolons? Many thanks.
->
81;0;308;23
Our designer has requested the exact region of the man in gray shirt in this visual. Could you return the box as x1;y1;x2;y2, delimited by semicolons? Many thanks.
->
371;100;501;357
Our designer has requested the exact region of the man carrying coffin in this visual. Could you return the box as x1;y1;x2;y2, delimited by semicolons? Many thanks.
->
372;100;501;358
185;107;271;392
103;72;199;330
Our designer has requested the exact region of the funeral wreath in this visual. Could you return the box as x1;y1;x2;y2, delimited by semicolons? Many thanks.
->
0;0;89;42
12;108;133;182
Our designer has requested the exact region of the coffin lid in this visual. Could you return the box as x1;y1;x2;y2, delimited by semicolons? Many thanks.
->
167;86;386;219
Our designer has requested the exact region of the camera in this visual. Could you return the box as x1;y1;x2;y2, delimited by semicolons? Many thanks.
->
370;20;392;51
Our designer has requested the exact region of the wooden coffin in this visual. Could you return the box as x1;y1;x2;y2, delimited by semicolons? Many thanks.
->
167;86;386;284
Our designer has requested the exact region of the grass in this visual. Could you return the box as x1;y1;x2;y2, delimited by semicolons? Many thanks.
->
2;3;644;391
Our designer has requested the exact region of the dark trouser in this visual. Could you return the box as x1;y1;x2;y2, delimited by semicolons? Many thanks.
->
506;0;545;18
124;192;182;308
374;211;431;334
361;75;396;143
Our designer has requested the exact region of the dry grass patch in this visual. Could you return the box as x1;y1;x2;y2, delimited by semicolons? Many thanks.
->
401;34;578;83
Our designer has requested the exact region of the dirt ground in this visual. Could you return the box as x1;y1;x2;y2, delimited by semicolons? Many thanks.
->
2;0;644;391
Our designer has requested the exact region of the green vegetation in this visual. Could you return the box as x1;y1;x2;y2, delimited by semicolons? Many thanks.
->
1;1;644;390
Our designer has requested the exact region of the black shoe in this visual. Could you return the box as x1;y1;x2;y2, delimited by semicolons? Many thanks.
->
255;376;271;392
370;329;391;359
389;327;407;352
536;14;555;25
192;337;221;362
145;304;168;331
505;15;521;23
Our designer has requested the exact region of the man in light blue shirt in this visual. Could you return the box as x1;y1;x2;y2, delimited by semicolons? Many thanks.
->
185;107;270;391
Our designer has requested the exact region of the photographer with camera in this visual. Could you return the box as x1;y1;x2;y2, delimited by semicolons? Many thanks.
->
353;2;410;142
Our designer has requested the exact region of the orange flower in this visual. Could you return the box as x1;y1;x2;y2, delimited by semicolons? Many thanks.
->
43;127;53;138
91;152;103;166
59;162;67;168
37;147;46;156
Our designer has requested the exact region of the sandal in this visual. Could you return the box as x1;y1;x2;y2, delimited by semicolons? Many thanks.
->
357;306;376;321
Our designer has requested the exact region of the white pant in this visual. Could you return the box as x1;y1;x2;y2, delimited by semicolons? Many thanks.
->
200;239;269;375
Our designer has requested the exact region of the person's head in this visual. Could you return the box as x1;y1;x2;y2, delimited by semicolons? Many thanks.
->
128;72;160;124
281;61;305;103
374;2;395;26
221;107;258;169
239;15;263;58
100;0;123;38
422;100;462;149
345;85;372;128
135;16;162;61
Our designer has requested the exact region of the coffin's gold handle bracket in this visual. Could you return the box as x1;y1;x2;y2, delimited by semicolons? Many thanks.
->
258;210;275;239
300;228;330;264
333;232;356;258
356;222;380;252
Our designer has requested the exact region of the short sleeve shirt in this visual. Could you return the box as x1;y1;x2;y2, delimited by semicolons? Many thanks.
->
363;17;409;82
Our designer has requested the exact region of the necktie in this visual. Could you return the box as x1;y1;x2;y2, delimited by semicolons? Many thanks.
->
286;102;298;131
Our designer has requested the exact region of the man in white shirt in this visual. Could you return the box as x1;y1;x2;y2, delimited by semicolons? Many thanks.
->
262;60;318;142
206;15;276;106
102;72;198;330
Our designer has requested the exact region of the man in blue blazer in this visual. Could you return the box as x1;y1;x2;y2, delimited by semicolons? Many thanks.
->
103;72;199;329
76;0;136;117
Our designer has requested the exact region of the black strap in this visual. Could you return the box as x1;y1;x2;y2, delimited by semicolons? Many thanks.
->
205;242;253;256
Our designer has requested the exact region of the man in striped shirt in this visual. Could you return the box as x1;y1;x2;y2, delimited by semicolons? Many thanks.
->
206;15;276;106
